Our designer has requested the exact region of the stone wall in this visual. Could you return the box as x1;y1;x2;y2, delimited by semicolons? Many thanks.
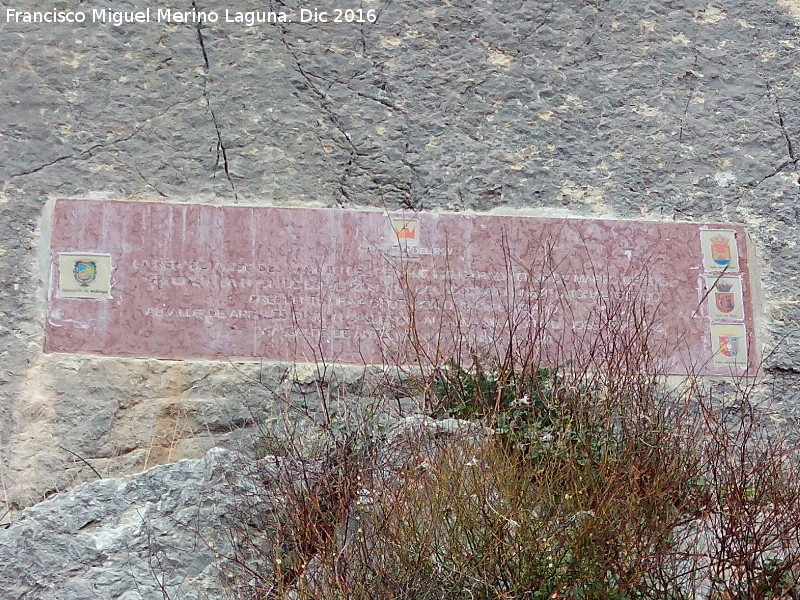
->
1;0;799;515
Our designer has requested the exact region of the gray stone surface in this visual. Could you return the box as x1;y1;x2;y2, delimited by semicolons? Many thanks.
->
0;448;262;600
1;0;800;509
0;417;483;600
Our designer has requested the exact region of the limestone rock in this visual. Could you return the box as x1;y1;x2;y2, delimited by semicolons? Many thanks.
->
0;448;264;600
1;0;800;512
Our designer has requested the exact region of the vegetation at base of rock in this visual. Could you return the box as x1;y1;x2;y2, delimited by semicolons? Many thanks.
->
222;281;799;599
228;348;800;600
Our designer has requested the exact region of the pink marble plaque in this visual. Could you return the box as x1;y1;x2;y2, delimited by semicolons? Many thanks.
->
46;200;757;374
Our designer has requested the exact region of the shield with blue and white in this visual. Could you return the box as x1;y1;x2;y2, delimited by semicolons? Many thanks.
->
72;260;97;287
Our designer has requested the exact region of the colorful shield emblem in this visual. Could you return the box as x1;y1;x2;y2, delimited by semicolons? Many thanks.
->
73;260;97;287
714;282;735;314
711;237;731;266
718;334;739;358
391;219;418;243
715;293;735;313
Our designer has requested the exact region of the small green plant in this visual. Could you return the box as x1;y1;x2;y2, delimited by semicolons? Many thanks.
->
430;355;558;462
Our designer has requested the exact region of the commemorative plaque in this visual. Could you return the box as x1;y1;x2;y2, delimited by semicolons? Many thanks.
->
45;200;757;375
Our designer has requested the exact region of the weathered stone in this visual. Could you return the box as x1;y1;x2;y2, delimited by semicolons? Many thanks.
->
1;0;800;511
0;412;504;599
0;448;265;600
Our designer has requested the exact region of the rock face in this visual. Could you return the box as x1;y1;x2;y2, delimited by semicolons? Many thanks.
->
1;0;800;511
0;448;257;600
0;418;483;600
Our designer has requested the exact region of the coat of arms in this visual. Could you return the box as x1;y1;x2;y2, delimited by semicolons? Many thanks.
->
73;260;97;287
710;236;732;267
718;333;739;358
391;218;418;244
714;282;735;314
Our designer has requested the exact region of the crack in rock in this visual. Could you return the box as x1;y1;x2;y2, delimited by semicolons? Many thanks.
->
770;84;797;164
278;25;363;206
736;83;800;196
193;0;239;203
7;97;202;181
